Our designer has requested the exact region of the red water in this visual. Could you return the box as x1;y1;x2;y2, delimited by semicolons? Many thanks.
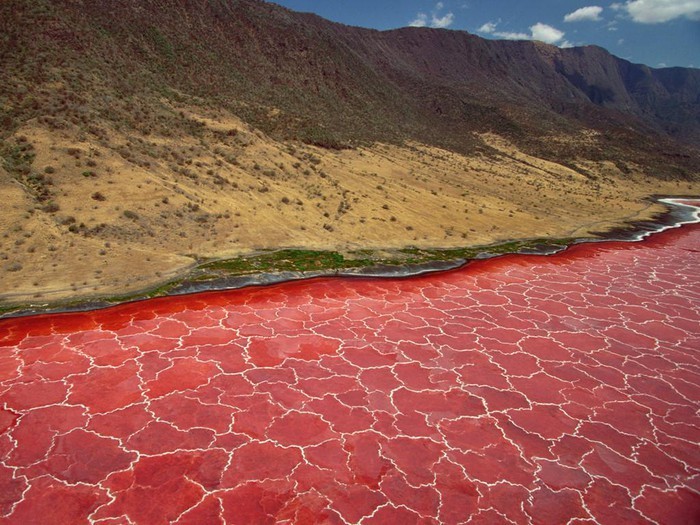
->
1;224;699;524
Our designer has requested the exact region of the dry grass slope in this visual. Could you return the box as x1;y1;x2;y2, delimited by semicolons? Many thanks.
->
1;103;697;306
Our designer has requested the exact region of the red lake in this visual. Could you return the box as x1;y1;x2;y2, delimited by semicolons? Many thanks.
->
1;206;699;524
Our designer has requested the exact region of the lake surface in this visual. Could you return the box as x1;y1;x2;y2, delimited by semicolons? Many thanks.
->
1;211;699;523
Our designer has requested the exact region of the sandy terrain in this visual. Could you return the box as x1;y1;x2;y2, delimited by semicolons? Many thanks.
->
1;105;698;308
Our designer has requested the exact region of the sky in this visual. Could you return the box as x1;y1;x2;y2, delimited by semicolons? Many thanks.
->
269;0;700;68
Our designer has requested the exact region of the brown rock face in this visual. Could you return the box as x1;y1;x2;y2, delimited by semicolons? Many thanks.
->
1;0;699;161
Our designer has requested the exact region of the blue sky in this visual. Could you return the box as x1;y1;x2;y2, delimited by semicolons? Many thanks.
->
270;1;700;68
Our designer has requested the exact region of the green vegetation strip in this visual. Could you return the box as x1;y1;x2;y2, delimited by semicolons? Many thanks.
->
198;249;373;275
193;238;576;280
0;238;578;317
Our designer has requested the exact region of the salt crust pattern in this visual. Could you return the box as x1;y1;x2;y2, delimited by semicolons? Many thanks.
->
0;202;699;524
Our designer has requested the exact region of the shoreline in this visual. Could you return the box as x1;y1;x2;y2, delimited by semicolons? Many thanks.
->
2;196;699;320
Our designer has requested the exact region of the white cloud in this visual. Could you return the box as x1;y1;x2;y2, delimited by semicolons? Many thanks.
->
494;30;531;40
432;12;455;28
618;0;700;23
564;6;604;22
530;22;566;44
409;13;428;27
409;2;455;29
476;20;570;46
475;20;528;40
477;21;498;33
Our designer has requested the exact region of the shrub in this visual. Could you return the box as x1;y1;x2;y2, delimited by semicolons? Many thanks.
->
42;201;60;213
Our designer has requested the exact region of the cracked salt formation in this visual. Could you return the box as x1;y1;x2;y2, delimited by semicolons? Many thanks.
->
1;205;699;524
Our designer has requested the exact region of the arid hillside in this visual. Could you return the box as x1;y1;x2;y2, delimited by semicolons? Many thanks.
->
0;0;699;307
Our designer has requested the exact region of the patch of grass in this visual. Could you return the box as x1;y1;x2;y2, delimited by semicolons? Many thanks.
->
41;201;60;213
1;141;35;176
99;279;182;304
395;237;576;264
1;140;57;202
200;249;374;275
298;126;352;150
194;237;578;282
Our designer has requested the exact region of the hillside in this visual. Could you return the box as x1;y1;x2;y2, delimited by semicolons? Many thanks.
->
0;0;699;307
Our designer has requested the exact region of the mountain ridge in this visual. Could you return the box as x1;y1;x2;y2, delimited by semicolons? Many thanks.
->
1;0;699;165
